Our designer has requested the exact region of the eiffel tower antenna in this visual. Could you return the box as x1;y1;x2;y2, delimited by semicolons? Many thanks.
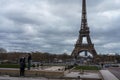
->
71;0;97;59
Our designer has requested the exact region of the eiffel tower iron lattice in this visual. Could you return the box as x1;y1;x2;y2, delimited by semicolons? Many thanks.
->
71;0;97;59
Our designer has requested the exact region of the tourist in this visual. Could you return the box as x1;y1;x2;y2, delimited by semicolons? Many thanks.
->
37;63;39;70
27;53;32;70
40;63;43;69
19;57;26;77
101;63;104;68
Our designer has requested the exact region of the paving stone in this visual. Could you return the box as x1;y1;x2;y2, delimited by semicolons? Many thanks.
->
100;70;119;80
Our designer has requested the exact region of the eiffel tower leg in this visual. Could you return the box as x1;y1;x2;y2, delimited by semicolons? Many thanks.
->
72;49;78;59
79;35;83;44
87;35;92;44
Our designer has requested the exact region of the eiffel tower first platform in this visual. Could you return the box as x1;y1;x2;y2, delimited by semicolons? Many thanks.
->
71;0;97;59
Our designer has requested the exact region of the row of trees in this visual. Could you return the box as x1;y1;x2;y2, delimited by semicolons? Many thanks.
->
0;52;72;63
0;47;120;63
32;52;72;62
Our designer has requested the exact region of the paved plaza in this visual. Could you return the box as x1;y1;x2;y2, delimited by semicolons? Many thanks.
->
0;66;120;80
0;76;66;80
0;66;64;71
42;66;64;71
108;67;120;80
0;76;47;80
100;70;119;80
65;72;101;79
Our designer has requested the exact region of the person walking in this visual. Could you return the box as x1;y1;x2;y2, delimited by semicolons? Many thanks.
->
19;57;26;76
27;53;32;70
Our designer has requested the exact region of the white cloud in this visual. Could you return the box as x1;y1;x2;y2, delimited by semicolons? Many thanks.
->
23;24;38;37
103;43;120;49
99;10;120;20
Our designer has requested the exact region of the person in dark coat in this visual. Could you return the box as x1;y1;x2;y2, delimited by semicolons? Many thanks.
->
19;57;26;76
27;53;32;70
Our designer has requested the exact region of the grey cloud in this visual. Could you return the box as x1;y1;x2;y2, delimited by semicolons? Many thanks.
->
0;0;120;54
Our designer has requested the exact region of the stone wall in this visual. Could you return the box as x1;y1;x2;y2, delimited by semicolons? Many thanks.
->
0;68;65;78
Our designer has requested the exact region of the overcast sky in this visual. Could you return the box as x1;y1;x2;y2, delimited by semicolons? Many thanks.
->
0;0;120;54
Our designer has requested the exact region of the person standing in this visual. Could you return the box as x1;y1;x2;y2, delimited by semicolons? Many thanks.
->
27;53;32;70
19;57;26;76
101;63;104;68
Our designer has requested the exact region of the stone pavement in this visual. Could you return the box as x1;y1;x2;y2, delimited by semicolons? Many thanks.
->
108;67;120;79
0;76;65;80
0;76;47;80
0;66;64;71
64;72;101;80
44;66;64;71
100;70;119;80
0;67;65;78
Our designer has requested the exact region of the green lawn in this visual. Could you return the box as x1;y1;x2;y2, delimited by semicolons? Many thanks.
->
0;64;19;68
74;65;100;70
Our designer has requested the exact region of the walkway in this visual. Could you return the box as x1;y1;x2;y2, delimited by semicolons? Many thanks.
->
0;76;47;80
0;76;65;80
44;66;64;71
108;67;120;80
64;72;101;80
100;70;119;80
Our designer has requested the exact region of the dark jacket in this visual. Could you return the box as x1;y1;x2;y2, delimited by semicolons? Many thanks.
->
20;57;26;69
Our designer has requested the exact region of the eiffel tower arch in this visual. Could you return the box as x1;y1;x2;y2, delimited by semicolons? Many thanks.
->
71;0;97;59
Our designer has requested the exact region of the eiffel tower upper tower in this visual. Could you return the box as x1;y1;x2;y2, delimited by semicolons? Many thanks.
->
71;0;97;59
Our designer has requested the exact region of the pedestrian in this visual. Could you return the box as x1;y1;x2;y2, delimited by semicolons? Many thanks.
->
40;63;43;70
37;63;39;70
19;57;26;77
27;53;32;70
101;63;104;68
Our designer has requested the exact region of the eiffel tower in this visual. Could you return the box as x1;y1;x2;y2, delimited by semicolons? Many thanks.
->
71;0;97;59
